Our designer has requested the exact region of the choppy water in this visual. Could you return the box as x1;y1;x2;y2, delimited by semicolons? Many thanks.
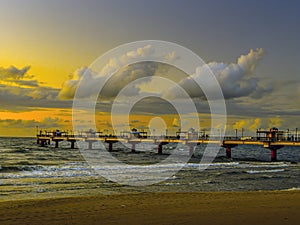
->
0;137;300;201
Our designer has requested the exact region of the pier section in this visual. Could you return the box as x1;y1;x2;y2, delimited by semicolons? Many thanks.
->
36;128;300;161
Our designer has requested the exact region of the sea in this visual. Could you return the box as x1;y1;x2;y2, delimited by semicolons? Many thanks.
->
1;137;300;201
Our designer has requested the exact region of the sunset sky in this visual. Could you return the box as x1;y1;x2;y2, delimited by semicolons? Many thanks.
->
0;0;299;136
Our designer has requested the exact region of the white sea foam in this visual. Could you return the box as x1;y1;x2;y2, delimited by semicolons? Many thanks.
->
0;164;96;179
0;161;292;180
197;162;240;168
246;169;285;174
238;162;289;169
91;162;240;173
283;187;300;191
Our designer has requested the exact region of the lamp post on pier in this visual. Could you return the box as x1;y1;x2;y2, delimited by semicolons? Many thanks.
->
202;128;206;139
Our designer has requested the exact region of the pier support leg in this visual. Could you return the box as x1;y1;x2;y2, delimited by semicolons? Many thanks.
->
189;145;194;157
70;141;75;149
55;141;59;148
131;143;136;153
108;142;113;152
270;149;277;162
88;141;93;150
40;140;45;147
158;144;163;155
226;147;231;158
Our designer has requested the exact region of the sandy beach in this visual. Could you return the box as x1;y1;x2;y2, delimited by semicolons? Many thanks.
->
0;191;299;225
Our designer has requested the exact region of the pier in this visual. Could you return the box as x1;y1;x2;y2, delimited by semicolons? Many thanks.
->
36;128;300;162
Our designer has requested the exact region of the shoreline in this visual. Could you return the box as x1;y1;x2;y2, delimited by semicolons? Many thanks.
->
1;188;299;203
1;190;299;225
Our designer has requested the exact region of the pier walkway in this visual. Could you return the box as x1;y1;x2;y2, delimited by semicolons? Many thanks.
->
36;128;300;161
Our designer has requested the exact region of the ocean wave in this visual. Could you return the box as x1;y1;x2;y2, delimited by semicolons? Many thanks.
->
246;169;285;174
0;163;96;179
283;187;300;191
238;162;289;169
197;162;240;168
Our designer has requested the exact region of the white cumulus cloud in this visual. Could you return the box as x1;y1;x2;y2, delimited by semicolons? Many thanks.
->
165;48;271;100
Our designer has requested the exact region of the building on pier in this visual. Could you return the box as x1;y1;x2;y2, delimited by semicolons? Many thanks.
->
256;127;288;141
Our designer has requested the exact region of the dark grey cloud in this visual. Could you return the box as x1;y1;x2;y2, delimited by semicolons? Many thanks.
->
0;83;72;110
0;65;73;111
0;65;31;79
13;79;39;87
0;117;62;129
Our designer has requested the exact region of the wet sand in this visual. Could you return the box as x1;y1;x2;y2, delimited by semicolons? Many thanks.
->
0;191;299;225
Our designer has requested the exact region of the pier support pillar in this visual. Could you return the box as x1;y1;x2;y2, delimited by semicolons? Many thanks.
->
131;143;136;153
108;142;113;152
55;141;59;148
40;140;45;147
270;149;277;162
88;141;93;150
226;147;231;158
265;145;283;162
158;144;163;155
70;141;75;149
221;144;237;158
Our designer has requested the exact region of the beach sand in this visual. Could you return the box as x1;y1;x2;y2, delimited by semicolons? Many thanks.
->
0;191;299;225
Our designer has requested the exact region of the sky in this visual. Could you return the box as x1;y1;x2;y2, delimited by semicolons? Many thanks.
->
0;0;299;136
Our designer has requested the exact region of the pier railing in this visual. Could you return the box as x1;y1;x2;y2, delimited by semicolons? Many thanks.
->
36;133;300;142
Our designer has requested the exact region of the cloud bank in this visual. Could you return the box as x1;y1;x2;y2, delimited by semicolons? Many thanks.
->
0;117;62;129
59;47;271;103
58;45;159;100
0;47;283;124
166;48;271;100
0;65;66;110
58;62;158;100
